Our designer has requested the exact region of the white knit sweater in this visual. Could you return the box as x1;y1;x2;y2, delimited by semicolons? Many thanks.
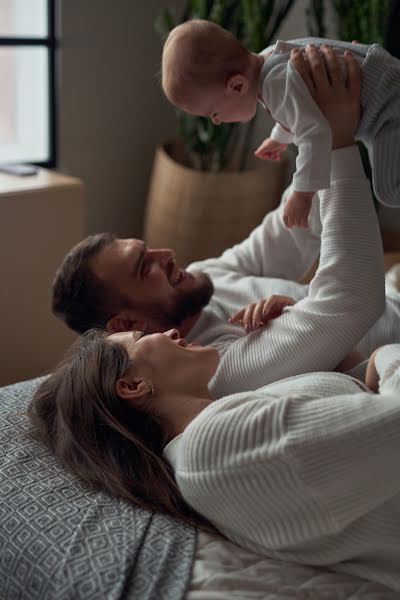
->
186;146;386;399
164;344;400;591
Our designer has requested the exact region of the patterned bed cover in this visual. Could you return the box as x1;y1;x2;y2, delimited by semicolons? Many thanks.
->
0;378;195;599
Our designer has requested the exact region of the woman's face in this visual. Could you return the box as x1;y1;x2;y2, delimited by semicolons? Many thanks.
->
109;329;219;395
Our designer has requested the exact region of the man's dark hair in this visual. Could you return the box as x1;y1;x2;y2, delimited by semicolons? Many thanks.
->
52;233;118;334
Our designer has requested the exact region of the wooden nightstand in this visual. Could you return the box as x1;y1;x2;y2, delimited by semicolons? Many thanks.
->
0;169;85;385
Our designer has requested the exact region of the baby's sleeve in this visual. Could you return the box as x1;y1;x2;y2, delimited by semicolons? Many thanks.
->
263;61;332;192
270;122;294;144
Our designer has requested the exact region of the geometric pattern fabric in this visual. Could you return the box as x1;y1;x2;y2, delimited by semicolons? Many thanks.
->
0;378;196;599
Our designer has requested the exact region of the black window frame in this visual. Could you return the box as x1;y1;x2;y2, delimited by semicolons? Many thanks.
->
0;0;57;167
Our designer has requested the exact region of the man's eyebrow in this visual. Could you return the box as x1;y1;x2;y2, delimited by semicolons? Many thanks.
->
133;243;146;277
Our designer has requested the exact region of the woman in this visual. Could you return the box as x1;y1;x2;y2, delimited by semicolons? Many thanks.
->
28;327;217;532
29;326;400;591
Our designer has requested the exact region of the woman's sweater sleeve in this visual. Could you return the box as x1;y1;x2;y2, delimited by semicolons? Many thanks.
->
209;146;385;397
177;381;400;549
285;389;400;532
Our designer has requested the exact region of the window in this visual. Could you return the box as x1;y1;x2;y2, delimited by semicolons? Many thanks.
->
0;0;56;166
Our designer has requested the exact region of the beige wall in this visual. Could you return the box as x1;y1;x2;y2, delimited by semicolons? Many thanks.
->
58;0;185;238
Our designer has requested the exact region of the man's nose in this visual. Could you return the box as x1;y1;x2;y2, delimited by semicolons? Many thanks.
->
163;329;180;340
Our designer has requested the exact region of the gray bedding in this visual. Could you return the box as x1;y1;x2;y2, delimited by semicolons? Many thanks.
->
0;378;196;599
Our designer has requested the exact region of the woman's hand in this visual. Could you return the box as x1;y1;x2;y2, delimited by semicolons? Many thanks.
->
229;295;295;333
290;44;361;149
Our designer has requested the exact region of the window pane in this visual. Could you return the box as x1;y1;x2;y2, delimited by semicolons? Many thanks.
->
0;0;48;38
0;47;49;163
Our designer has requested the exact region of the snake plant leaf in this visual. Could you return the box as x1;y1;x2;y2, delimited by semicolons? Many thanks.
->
154;8;176;40
189;0;209;19
209;0;225;24
306;0;326;37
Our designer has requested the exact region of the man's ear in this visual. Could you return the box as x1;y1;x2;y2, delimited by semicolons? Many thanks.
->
116;376;152;403
106;312;147;334
226;73;248;95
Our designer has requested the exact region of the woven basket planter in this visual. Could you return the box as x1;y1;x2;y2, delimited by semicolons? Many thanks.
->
144;142;289;267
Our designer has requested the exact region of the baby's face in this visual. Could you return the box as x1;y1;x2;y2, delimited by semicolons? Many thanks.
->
182;84;258;125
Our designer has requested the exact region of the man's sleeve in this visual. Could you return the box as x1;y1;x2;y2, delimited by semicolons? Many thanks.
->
189;187;322;283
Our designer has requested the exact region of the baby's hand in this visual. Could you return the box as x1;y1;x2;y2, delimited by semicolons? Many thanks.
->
283;190;314;229
229;295;295;333
254;138;288;162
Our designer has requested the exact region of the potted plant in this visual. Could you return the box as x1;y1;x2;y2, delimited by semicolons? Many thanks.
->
144;0;296;267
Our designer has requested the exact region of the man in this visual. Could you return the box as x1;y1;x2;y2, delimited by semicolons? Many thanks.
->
53;46;391;398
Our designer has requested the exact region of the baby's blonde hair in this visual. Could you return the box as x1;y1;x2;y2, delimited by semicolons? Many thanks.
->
162;19;251;108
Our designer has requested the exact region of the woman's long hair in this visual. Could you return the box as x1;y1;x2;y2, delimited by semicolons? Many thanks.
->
27;329;216;533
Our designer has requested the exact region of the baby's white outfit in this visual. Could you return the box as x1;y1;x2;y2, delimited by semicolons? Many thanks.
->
259;38;400;207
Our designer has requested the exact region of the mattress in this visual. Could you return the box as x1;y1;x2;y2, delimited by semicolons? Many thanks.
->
187;531;398;599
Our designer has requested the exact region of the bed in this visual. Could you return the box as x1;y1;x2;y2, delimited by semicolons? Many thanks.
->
188;532;398;599
1;258;400;599
1;379;398;600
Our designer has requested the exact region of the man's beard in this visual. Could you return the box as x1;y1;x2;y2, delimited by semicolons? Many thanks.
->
147;271;213;329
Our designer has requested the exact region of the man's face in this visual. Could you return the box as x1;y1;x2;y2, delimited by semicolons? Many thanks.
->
90;238;213;332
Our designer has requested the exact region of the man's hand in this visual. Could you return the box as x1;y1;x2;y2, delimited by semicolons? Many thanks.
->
290;44;361;149
283;190;314;228
229;295;295;333
254;138;288;162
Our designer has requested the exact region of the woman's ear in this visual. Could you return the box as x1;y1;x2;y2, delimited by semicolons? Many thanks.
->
116;376;153;403
226;73;248;95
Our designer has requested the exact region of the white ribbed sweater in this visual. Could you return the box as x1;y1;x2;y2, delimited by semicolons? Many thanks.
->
186;147;390;399
165;345;400;591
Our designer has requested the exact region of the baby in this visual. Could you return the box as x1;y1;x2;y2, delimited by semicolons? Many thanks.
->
161;20;400;228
